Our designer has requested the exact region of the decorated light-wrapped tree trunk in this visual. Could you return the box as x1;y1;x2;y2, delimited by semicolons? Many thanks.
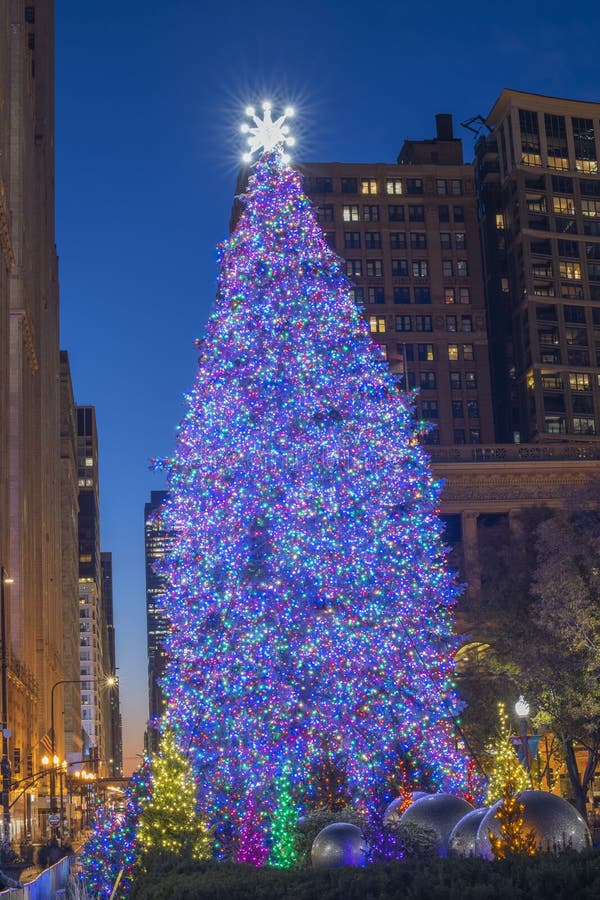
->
158;105;470;861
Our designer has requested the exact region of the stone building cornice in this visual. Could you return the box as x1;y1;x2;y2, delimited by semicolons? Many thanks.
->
430;444;600;512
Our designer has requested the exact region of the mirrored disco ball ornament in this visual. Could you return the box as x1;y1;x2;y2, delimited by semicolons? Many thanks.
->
398;794;474;857
311;822;367;869
383;792;429;825
476;790;592;859
448;807;488;857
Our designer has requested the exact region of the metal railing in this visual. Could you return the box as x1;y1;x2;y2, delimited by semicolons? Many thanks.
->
0;856;70;899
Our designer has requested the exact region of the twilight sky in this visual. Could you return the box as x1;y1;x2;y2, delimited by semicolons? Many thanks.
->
55;0;600;773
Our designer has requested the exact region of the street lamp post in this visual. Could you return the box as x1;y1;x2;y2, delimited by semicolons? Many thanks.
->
49;675;116;841
515;694;531;783
50;679;84;841
0;567;14;851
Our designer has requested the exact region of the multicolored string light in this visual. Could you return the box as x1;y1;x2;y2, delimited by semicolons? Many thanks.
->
137;729;213;862
158;136;470;861
485;703;529;805
81;763;149;897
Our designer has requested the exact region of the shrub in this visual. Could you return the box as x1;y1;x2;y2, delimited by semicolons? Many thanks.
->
128;849;600;899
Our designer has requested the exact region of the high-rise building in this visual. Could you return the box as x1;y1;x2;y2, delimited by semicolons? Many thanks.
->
77;406;110;774
0;1;78;841
59;353;83;762
476;89;600;444
295;115;495;447
101;552;122;777
144;490;172;749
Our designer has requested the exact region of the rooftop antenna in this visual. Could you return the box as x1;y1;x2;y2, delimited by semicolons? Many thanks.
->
460;114;491;137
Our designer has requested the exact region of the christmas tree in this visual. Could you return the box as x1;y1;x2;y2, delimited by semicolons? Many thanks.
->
81;763;149;898
489;779;537;859
485;703;529;805
158;104;470;859
269;767;298;868
137;729;212;863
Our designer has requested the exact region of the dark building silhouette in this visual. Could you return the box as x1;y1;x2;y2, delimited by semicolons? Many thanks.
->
101;552;122;777
144;490;172;750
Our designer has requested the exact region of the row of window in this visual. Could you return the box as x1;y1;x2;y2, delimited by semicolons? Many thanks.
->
543;415;597;435
527;195;600;218
526;214;600;239
423;427;482;445
318;204;466;225
400;371;479;392
518;110;598;173
335;224;468;250
352;285;472;305
530;260;600;284
418;397;480;416
539;371;600;391
523;173;600;195
345;257;470;278
532;284;600;302
370;314;475;333
539;347;600;366
305;176;464;196
394;342;475;362
543;392;595;414
530;239;600;260
535;303;600;325
537;324;599;346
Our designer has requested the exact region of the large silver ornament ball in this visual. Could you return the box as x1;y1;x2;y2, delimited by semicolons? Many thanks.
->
383;792;430;825
311;822;367;869
448;807;488;857
476;790;592;860
398;794;474;857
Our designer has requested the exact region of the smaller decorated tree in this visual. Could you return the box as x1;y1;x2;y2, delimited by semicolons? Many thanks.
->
81;763;149;898
269;768;297;868
485;703;529;804
236;797;269;866
489;779;537;859
137;729;212;864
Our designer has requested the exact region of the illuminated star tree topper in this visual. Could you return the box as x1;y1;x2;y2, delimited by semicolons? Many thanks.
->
241;101;295;163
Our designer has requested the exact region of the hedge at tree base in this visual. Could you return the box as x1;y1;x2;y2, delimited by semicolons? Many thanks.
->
128;850;600;900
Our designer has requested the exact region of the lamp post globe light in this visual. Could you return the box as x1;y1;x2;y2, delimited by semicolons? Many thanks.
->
515;694;531;780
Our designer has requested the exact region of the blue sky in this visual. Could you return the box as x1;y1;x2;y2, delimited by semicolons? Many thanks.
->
55;0;600;771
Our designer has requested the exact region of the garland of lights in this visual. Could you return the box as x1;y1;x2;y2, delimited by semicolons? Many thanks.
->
157;105;471;862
